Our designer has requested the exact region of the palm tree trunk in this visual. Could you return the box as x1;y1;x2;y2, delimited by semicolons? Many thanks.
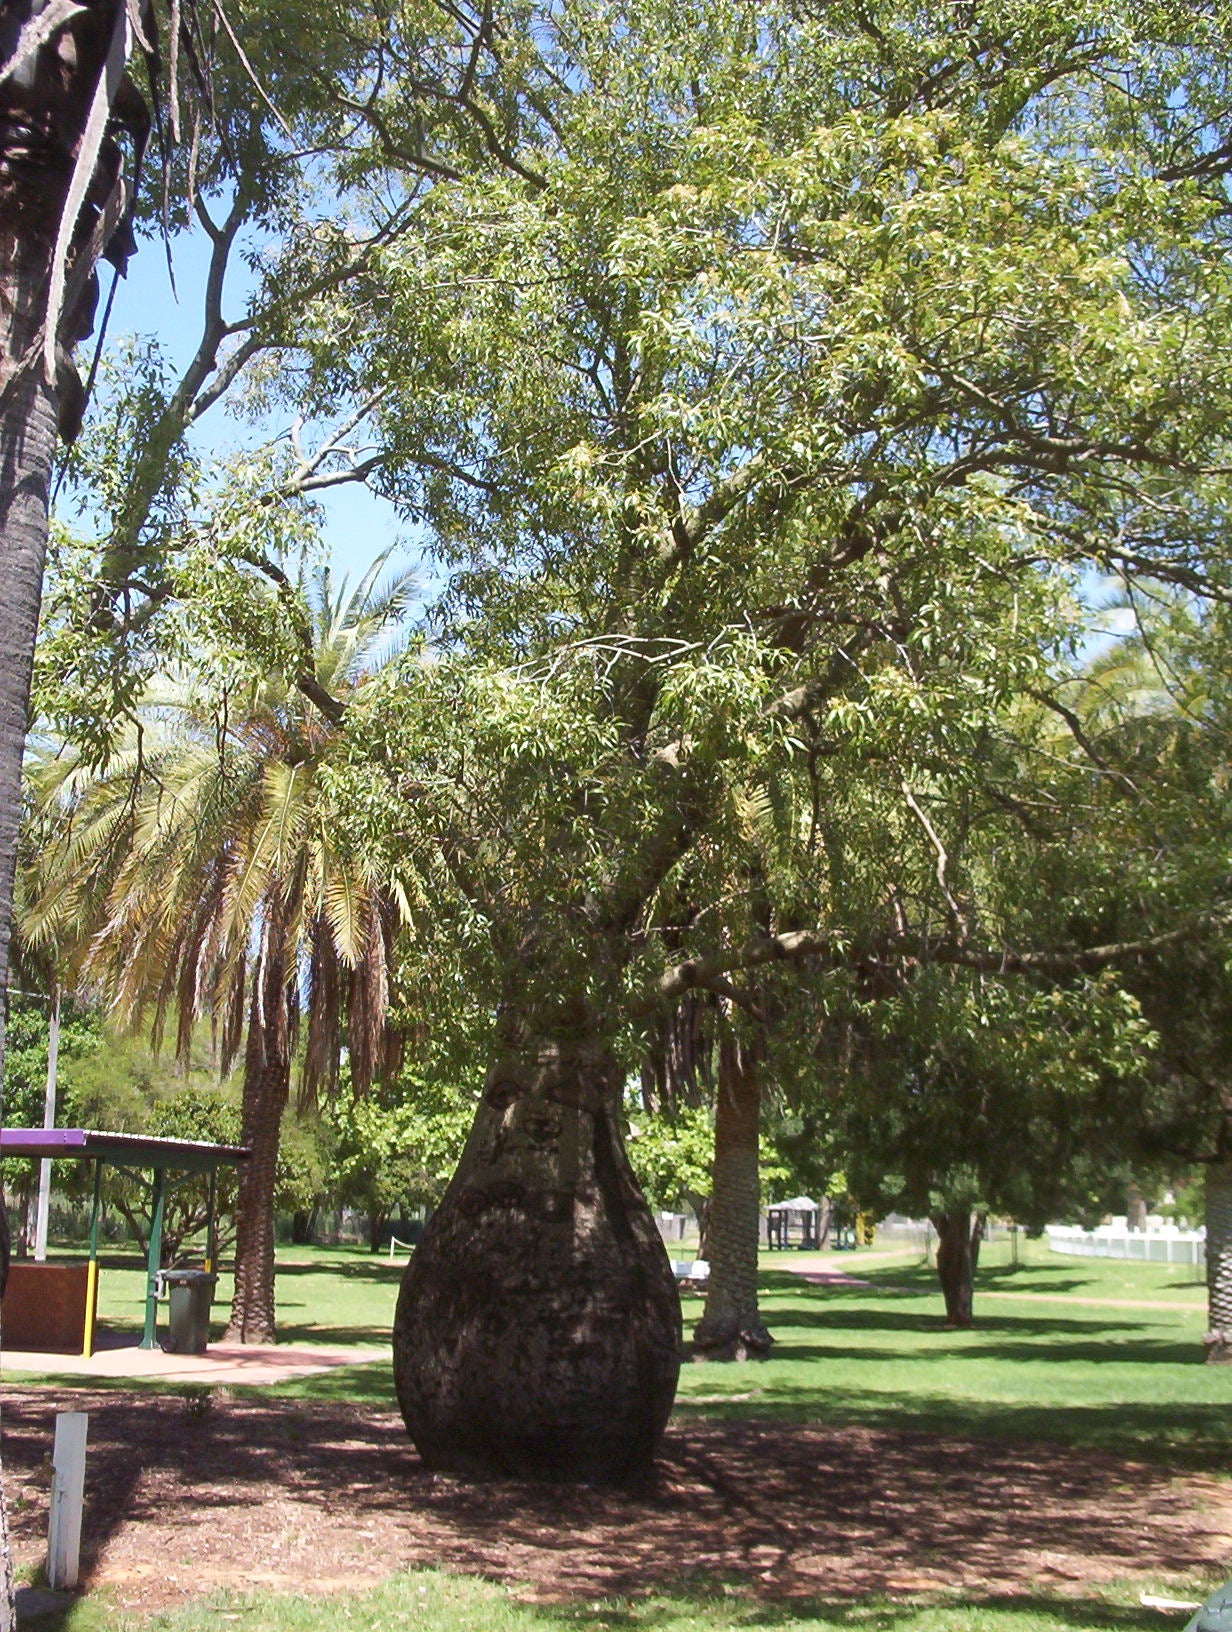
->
1;50;68;1632
393;989;681;1485
693;1031;772;1360
1205;1156;1232;1363
2;11;121;1625
0;151;62;1076
931;1208;985;1328
225;950;291;1343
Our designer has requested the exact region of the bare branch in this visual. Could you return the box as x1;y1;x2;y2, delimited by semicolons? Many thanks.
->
901;780;968;938
657;454;766;570
655;917;1225;1007
1029;688;1143;800
232;549;347;724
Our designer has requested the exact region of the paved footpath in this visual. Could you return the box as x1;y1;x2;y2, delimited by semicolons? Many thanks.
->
0;1336;389;1386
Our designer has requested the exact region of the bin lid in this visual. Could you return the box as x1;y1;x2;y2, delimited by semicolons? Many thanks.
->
1186;1581;1232;1632
160;1269;217;1284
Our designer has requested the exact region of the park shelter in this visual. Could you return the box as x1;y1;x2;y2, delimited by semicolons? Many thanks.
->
0;1129;249;1356
766;1196;822;1250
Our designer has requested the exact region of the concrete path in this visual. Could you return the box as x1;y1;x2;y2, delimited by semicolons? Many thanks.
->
1;1333;389;1386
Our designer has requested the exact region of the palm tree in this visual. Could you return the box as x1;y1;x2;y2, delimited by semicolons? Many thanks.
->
27;552;414;1340
0;0;151;1084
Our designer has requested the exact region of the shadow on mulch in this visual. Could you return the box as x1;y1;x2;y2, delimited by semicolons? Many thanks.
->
1;1388;1226;1613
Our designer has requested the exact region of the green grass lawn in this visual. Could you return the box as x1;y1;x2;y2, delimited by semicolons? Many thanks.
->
20;1235;1228;1632
668;1235;1225;1469
49;1233;1229;1471
75;1243;404;1348
26;1570;1209;1632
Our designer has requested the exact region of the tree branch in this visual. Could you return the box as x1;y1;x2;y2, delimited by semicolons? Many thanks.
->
654;917;1225;1007
233;548;347;724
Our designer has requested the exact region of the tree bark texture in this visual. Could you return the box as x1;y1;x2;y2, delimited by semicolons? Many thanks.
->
931;1209;985;1328
0;269;54;1085
393;1011;681;1485
1;11;124;1626
1204;1156;1232;1363
0;55;67;1063
693;1032;772;1360
224;949;291;1343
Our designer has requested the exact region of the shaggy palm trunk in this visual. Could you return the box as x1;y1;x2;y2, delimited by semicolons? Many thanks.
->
693;1032;772;1360
393;992;681;1485
0;271;56;1048
225;951;292;1343
0;65;67;1067
931;1208;985;1328
0;15;101;1624
1204;1156;1232;1364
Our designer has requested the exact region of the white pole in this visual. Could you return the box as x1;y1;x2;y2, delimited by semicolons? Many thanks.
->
47;1411;88;1590
33;988;60;1263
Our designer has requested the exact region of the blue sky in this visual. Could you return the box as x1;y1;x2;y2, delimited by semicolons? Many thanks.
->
91;222;422;593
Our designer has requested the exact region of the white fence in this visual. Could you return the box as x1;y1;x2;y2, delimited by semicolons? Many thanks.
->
875;1216;1018;1255
1046;1222;1206;1269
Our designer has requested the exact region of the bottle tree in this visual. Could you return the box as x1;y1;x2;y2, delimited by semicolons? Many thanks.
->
308;3;1232;1475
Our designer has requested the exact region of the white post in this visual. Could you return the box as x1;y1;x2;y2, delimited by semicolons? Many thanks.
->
33;988;60;1263
47;1411;88;1590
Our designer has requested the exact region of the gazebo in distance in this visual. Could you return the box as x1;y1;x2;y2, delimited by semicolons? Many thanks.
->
765;1195;822;1250
0;1129;249;1356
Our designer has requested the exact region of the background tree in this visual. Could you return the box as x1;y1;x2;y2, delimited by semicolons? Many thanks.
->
626;1099;715;1246
830;969;1158;1326
325;1073;473;1252
1035;598;1232;1360
26;553;413;1338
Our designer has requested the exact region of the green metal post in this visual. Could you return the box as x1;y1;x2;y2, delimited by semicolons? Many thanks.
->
141;1167;167;1350
205;1167;218;1273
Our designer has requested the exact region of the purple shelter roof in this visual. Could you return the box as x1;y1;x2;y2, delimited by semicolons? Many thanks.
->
0;1129;249;1173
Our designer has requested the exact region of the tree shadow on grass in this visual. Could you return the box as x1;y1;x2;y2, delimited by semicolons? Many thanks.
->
812;1262;1117;1299
250;1361;397;1407
6;1580;1193;1632
686;1334;1198;1370
672;1385;1232;1470
266;1321;392;1346
541;1590;1178;1630
272;1257;405;1282
753;1302;1151;1339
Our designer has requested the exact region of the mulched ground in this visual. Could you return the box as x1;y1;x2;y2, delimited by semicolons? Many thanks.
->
2;1388;1229;1614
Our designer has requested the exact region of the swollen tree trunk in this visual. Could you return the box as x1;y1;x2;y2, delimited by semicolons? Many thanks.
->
1204;1156;1232;1364
693;1032;772;1360
225;948;291;1343
393;996;681;1485
931;1208;986;1328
